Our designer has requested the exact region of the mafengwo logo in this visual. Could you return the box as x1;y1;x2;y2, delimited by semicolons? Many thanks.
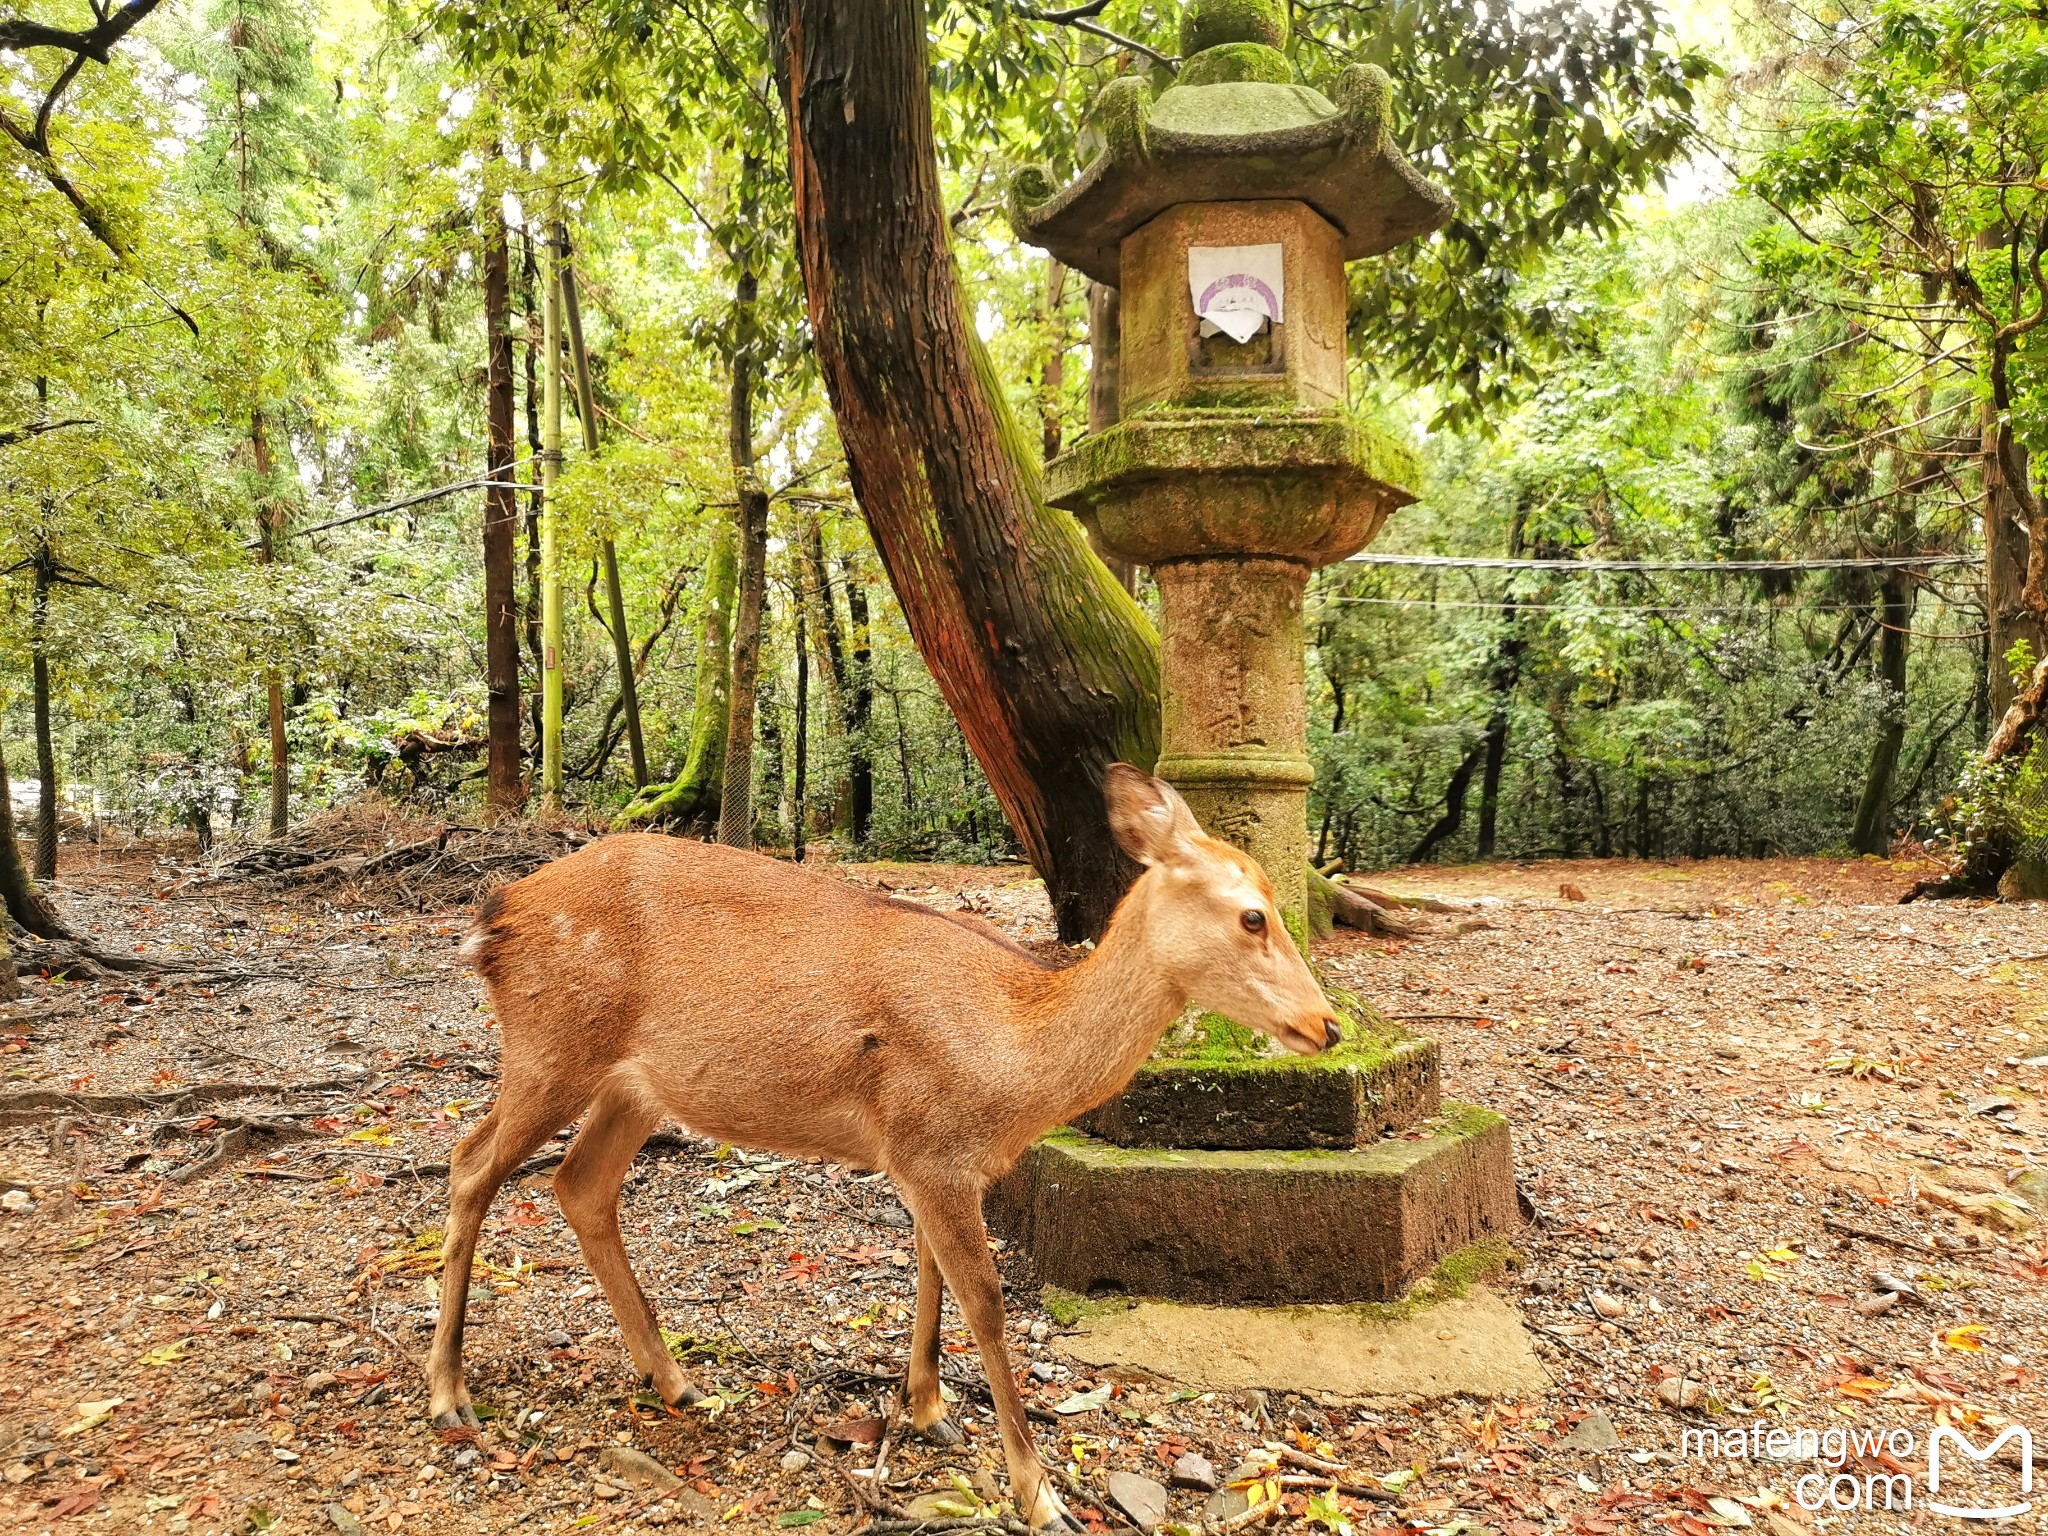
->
1682;1424;2032;1520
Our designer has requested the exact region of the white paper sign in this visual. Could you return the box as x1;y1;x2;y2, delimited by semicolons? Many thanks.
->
1188;243;1285;344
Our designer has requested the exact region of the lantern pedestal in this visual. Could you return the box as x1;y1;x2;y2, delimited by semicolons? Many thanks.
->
1000;0;1521;1309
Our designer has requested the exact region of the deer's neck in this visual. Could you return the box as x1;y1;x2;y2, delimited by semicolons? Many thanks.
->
1009;896;1187;1135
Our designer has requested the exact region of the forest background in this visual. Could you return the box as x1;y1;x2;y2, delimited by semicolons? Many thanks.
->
2;0;2044;892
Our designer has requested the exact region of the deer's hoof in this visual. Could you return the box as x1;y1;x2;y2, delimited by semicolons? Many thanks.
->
648;1376;704;1409
1022;1478;1081;1531
916;1415;964;1447
432;1405;482;1431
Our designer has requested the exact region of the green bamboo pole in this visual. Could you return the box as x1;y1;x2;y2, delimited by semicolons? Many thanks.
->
540;232;565;810
556;225;650;789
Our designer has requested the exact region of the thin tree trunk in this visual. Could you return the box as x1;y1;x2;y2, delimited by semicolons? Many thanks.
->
1408;736;1487;865
620;520;737;831
772;0;1161;938
1475;707;1510;859
719;189;769;851
0;736;66;939
1985;409;2045;721
794;599;809;861
842;554;875;848
1852;573;1912;854
720;483;770;846
558;224;649;788
29;556;57;879
539;232;565;811
250;411;291;838
483;202;525;819
796;512;852;832
1474;609;1525;860
521;228;544;719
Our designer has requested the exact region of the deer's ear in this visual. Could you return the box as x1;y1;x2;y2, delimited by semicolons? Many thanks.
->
1104;764;1198;866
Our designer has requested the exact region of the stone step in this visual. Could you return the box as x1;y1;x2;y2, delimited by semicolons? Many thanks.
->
1074;1029;1440;1149
987;1103;1518;1305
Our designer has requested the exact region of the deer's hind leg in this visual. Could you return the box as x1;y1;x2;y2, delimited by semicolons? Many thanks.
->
554;1078;702;1407
427;1073;590;1427
906;1225;964;1445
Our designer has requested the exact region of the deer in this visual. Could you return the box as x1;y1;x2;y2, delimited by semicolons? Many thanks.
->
427;764;1339;1530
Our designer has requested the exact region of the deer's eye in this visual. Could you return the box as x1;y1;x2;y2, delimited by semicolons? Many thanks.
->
1240;909;1266;935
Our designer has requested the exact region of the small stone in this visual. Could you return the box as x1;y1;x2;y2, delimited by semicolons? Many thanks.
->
325;1506;368;1536
545;1330;573;1349
1656;1378;1706;1412
1028;1361;1058;1382
599;1446;683;1492
1107;1470;1169;1529
1589;1290;1626;1319
0;1189;32;1214
302;1372;340;1398
1557;1413;1619;1452
1870;1271;1918;1299
1855;1291;1897;1318
967;1470;1001;1503
1205;1488;1250;1522
1028;1320;1050;1343
453;1449;479;1469
779;1450;811;1473
1169;1451;1217;1491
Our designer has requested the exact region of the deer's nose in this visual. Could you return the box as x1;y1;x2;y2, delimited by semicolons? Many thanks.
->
1322;1018;1342;1051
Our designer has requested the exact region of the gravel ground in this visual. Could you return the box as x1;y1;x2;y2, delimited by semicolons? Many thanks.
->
2;837;2045;1536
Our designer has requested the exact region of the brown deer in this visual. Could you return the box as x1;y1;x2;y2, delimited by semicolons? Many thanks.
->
428;765;1337;1529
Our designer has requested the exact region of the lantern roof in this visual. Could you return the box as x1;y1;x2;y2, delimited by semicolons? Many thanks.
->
1008;0;1452;286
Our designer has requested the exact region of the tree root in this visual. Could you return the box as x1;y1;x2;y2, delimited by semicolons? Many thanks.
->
1308;868;1418;938
0;1074;373;1128
170;1116;318;1182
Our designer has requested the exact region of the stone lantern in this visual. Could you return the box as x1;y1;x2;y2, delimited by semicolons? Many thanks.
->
990;0;1520;1308
1011;0;1451;935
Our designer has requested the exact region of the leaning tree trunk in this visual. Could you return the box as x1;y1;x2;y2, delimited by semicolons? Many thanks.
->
772;0;1161;940
483;202;526;820
29;556;57;880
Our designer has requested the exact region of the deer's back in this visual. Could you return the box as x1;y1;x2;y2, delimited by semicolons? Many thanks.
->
465;835;1048;1168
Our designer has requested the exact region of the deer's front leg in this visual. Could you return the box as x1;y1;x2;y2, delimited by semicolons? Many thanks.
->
906;1224;964;1445
899;1177;1078;1532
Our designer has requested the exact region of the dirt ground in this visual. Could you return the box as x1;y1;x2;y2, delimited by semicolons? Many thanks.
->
3;835;2047;1536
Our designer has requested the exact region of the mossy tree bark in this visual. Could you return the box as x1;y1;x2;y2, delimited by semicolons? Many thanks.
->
0;737;66;940
772;0;1161;939
482;200;526;821
620;518;737;832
